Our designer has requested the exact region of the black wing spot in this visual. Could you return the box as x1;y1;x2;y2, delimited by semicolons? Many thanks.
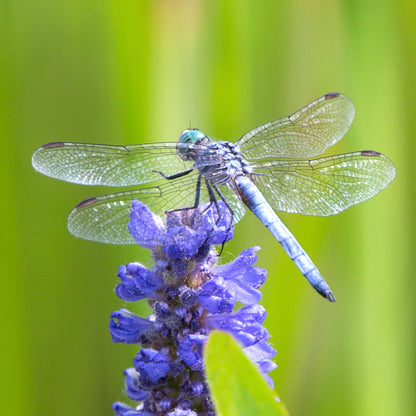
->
42;142;65;149
324;92;340;100
360;150;381;157
75;197;98;209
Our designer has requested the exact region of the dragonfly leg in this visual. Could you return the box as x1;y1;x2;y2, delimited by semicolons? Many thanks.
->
165;174;202;216
212;184;234;222
212;184;234;255
194;180;223;252
199;182;233;255
152;167;194;180
204;180;220;218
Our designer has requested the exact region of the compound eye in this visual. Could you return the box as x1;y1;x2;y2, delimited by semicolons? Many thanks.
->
177;129;207;160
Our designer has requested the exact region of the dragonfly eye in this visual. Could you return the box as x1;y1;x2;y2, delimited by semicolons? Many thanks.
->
177;129;209;160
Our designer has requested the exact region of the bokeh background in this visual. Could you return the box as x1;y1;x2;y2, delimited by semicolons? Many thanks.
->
1;1;414;415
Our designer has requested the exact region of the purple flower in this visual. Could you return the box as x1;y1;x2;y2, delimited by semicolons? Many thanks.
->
109;309;155;344
111;200;276;415
209;247;267;305
178;334;207;370
116;263;164;302
123;368;150;401
204;304;269;347
128;200;165;249
113;402;154;416
132;348;172;384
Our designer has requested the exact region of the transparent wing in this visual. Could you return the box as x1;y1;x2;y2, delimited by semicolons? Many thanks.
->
252;151;396;216
32;141;193;187
236;93;355;159
67;170;213;244
217;183;246;224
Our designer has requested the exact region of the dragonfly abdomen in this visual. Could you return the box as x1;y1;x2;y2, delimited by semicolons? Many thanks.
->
235;175;335;302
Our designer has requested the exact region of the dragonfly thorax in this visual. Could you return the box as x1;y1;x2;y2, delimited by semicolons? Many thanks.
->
177;129;212;161
195;141;253;185
178;129;252;184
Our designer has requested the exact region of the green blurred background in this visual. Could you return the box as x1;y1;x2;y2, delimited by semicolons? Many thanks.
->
1;1;414;415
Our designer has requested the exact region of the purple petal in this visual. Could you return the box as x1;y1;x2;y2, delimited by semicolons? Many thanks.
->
116;263;163;301
128;200;165;248
209;322;269;347
113;402;152;415
240;266;267;289
207;273;261;306
204;305;269;346
133;349;171;383
257;360;278;374
220;277;262;305
232;304;267;324
165;209;187;228
244;340;277;363
210;248;266;305
178;334;207;369
182;381;204;397
204;305;266;328
167;409;198;416
109;309;154;344
214;247;261;279
263;374;275;389
195;201;234;245
123;368;151;401
161;226;205;258
198;280;235;314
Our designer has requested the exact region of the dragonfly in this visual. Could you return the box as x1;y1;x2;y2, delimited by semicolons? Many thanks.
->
32;92;396;302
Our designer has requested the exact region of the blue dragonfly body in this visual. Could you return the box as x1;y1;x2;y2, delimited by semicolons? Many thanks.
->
32;92;396;301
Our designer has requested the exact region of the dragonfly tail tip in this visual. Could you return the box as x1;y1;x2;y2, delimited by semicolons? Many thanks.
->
323;290;336;303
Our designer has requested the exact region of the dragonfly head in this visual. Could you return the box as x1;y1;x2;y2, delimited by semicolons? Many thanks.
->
177;129;211;161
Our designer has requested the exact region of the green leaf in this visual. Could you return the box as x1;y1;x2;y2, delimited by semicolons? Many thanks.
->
204;330;290;416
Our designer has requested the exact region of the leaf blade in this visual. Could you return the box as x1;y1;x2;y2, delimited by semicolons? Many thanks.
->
204;331;289;416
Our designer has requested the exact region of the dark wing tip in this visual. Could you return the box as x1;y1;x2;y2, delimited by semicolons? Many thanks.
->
324;92;341;100
75;196;98;209
360;150;381;157
42;141;65;149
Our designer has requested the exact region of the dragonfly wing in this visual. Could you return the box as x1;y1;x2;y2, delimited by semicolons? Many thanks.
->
67;170;211;244
217;183;246;224
32;142;193;186
237;93;355;159
253;151;396;216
